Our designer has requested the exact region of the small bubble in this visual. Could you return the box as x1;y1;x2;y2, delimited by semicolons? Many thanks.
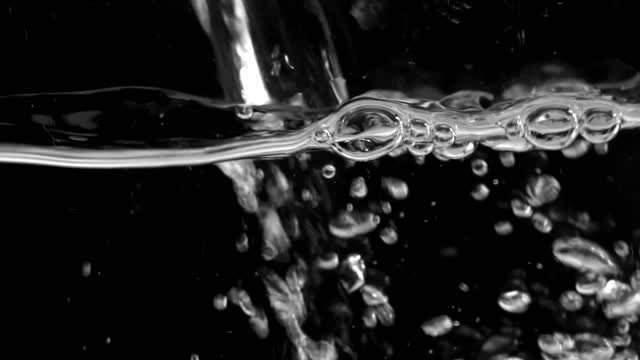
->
381;201;392;214
374;302;395;327
415;155;426;165
361;285;389;306
407;118;434;155
511;199;532;218
236;233;249;253
580;108;621;144
494;221;513;236
576;273;607;295
379;226;398;245
213;294;228;311
524;106;579;150
553;236;619;275
613;241;629;258
471;183;490;201
594;143;609;155
363;307;378;328
538;333;574;354
597;280;632;302
81;261;92;278
532;212;552;233
499;152;516;167
433;123;455;148
459;283;470;292
559;290;583;311
339;254;366;293
349;177;368;199
471;158;489;176
322;164;336;179
316;252;339;270
436;141;477;160
526;174;561;207
389;146;407;157
346;203;354;211
313;128;331;144
421;315;454;337
504;118;524;138
301;189;313;202
498;290;531;313
235;105;253;120
617;319;630;334
562;139;590;159
329;211;379;238
381;177;409;200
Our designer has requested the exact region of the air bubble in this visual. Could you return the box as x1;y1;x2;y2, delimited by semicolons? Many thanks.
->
580;108;621;144
213;294;228;311
433;123;456;148
553;236;619;275
532;212;552;233
379;226;399;245
561;139;590;159
332;107;403;161
374;302;395;327
559;290;583;311
313;128;332;144
361;285;389;306
494;221;513;236
363;307;378;328
526;174;561;207
511;199;532;218
499;152;516;167
322;164;336;179
498;290;532;313
349;177;368;199
504;118;524;139
524;106;579;150
235;105;254;120
381;177;409;200
339;254;366;293
576;273;607;295
436;141;477;159
594;143;609;155
421;315;454;337
329;211;379;239
613;241;629;258
471;183;490;201
81;261;92;278
538;333;574;355
471;159;489;176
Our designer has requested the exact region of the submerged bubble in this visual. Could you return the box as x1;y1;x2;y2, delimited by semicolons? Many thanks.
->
329;211;379;238
381;201;392;214
532;212;553;233
500;151;516;167
235;105;254;120
498;290;531;314
526;174;561;207
332;107;403;161
213;294;228;311
498;290;532;313
339;254;366;293
538;333;575;355
524;106;579;150
236;233;249;253
349;176;368;199
433;123;456;148
576;273;607;295
361;285;389;306
594;143;609;155
562;139;590;159
580;108;621;144
494;221;513;236
407;118;434;156
81;261;92;278
603;290;640;319
553;236;619;275
322;164;336;179
313;128;332;144
613;241;629;258
421;315;454;337
436;141;477;159
511;198;533;218
379;226;398;245
363;307;378;328
471;183;490;201
573;333;614;360
471;158;489;176
374;302;395;327
559;290;584;311
381;177;409;200
597;280;632;302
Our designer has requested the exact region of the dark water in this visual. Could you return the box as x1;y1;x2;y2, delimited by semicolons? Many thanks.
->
1;1;640;360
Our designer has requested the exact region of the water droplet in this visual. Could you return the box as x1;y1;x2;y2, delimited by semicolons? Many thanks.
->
604;290;640;319
322;164;336;179
374;302;395;327
81;261;91;278
349;177;368;198
471;183;490;201
361;285;389;306
562;139;591;159
316;252;339;270
538;333;574;355
511;198;533;218
532;212;553;233
559;290;583;311
213;294;228;311
576;273;607;295
433;123;456;148
379;226;398;245
421;315;454;337
494;221;513;236
471;158;489;176
363;307;378;328
524;106;579;150
332;107;403;161
329;211;379;238
499;152;516;167
613;241;629;258
552;236;619;275
498;290;531;313
526;174;561;207
381;177;409;200
339;254;366;293
580;108;621;144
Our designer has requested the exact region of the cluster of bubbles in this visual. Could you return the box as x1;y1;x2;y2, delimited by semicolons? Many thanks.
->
312;83;634;163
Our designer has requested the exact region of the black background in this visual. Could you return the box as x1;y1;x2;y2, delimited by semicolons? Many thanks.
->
1;1;639;359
